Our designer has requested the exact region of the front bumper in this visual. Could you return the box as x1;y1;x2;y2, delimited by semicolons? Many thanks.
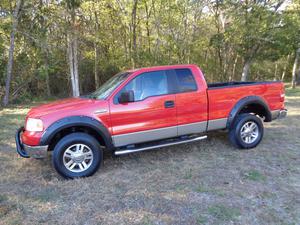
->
15;127;48;158
271;109;288;120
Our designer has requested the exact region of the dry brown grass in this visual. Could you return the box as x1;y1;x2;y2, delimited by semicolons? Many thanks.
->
0;90;300;225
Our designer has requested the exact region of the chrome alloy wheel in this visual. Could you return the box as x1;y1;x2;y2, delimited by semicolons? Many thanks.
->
240;121;259;144
63;144;94;173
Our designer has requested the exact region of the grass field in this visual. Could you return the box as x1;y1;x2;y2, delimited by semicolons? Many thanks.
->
0;88;299;225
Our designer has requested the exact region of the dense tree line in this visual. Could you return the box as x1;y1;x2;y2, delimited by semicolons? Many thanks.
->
0;0;300;106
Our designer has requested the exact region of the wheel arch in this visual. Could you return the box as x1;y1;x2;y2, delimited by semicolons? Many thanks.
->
40;116;114;151
227;96;272;128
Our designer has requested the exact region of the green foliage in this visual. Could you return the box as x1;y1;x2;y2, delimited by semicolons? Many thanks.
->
0;0;299;102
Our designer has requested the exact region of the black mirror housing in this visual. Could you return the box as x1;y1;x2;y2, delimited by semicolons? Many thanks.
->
118;90;134;103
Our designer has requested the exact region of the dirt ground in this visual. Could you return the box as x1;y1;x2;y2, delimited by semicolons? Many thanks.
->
0;88;299;225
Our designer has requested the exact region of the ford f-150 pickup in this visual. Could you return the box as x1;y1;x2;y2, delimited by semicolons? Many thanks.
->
16;64;287;178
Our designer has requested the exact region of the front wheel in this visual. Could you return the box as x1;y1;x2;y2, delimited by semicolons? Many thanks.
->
52;133;103;178
229;113;264;149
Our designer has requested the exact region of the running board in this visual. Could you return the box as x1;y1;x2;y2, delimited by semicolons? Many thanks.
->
114;135;207;155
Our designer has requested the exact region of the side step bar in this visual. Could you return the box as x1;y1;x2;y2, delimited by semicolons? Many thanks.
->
114;135;207;155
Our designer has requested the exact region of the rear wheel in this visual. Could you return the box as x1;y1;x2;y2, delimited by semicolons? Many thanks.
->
52;133;103;178
229;113;264;149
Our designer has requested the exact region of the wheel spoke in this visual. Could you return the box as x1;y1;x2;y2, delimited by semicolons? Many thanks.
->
250;123;257;131
69;162;77;170
65;149;73;156
83;152;92;158
76;144;81;152
80;144;85;152
246;136;250;143
78;163;84;170
65;159;74;167
251;133;257;138
82;161;88;169
241;132;247;138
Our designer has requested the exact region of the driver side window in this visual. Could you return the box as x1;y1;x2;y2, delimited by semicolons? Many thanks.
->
119;70;168;102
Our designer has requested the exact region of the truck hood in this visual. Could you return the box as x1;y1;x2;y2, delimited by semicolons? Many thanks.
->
27;98;103;118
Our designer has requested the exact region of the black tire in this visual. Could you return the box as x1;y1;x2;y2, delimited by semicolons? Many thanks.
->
229;113;264;149
52;133;103;178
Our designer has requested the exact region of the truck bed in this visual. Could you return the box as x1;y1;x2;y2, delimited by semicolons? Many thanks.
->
206;81;284;121
207;81;280;89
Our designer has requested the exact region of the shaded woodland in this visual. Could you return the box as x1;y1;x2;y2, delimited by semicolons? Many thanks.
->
0;0;299;105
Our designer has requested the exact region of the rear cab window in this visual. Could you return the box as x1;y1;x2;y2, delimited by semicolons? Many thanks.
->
175;69;198;93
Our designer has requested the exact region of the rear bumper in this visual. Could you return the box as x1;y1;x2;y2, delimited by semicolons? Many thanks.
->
271;109;287;120
15;127;48;158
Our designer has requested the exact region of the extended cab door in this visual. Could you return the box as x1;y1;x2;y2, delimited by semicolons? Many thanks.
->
109;70;177;147
174;68;208;135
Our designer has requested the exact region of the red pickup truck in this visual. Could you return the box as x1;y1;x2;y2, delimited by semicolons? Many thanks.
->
16;64;287;178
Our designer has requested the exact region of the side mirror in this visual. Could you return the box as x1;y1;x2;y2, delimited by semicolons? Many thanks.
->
118;90;134;104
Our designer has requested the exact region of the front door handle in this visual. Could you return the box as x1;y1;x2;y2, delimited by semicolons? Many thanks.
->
164;100;175;108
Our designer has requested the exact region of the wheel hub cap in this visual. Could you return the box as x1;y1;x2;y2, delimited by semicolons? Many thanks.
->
240;121;259;144
72;153;85;163
63;144;94;173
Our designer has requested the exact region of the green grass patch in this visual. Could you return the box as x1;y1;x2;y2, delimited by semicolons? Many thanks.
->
33;188;58;203
175;184;185;192
208;205;240;221
196;215;207;224
285;86;300;97
243;170;266;181
0;195;8;203
142;216;154;225
195;186;225;197
183;168;193;179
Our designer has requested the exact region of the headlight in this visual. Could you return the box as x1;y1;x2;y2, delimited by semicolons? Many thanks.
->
26;118;44;132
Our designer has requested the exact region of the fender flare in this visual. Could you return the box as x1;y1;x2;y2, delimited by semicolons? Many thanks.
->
227;96;272;128
39;116;114;150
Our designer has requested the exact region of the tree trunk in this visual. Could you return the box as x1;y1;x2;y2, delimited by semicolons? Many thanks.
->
2;0;23;106
94;43;100;89
94;11;100;89
73;37;79;96
281;54;290;81
68;36;75;96
131;0;138;69
40;0;50;97
144;1;151;55
274;62;278;81
230;55;238;81
292;48;300;89
44;48;51;97
68;34;80;97
67;6;80;97
241;59;251;81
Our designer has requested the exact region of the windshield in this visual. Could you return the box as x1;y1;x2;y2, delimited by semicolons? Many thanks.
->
86;72;131;99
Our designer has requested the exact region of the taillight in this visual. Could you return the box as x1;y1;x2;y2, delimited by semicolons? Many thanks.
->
280;93;285;102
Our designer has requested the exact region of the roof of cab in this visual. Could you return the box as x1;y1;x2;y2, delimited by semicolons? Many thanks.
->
126;64;198;73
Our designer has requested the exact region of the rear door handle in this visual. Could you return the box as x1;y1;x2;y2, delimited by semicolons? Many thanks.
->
164;100;175;108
